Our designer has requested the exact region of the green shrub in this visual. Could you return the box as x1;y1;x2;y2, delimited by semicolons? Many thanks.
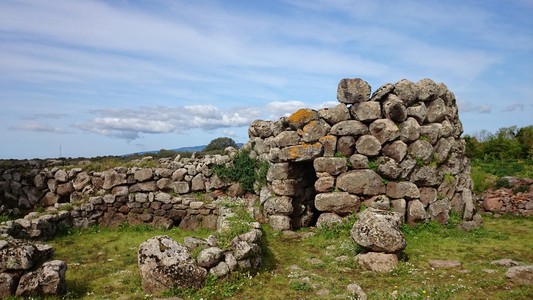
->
212;150;267;192
495;177;511;189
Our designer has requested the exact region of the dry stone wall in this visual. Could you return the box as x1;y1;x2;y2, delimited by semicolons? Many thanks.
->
248;78;480;230
0;153;245;239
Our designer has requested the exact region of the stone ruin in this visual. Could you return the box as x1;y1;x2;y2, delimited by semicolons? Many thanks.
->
248;78;481;231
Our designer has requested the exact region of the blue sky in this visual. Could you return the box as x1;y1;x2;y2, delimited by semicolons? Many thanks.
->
0;0;532;159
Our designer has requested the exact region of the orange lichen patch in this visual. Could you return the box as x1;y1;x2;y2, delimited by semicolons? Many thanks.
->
287;108;318;129
280;142;323;162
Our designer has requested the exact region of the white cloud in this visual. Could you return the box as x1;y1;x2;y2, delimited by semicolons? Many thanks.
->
77;105;263;141
458;100;492;114
8;122;71;133
266;101;306;118
502;103;525;112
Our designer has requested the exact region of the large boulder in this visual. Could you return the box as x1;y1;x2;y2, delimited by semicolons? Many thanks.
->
506;265;533;285
355;252;398;273
351;208;406;253
0;239;54;272
337;78;371;104
15;260;67;296
337;170;385;196
138;235;207;293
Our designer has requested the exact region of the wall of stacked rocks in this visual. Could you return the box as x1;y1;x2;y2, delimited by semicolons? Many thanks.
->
248;78;480;230
0;152;246;239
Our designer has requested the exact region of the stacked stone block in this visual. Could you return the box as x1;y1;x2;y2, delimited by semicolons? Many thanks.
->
248;78;479;230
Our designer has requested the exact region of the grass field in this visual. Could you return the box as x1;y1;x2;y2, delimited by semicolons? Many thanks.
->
40;214;533;300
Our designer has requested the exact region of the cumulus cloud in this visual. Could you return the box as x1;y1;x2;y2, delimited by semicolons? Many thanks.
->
502;103;525;112
266;101;306;118
457;100;492;113
77;105;262;141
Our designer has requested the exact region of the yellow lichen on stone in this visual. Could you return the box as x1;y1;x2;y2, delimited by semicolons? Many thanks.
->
288;109;317;129
280;142;323;162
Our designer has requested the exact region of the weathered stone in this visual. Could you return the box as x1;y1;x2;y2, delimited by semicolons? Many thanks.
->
400;117;420;142
313;157;347;175
130;181;157;193
266;163;291;181
383;94;407;122
351;208;406;253
434;138;452;164
315;192;360;215
416;78;439;102
287;109;318;130
427;98;447;123
191;174;205;191
72;172;90;191
264;196;293;216
54;170;68;183
279;143;323;162
301;120;331;143
330;120;368;136
369;119;400;144
376;157;402;179
318;103;351;125
366;194;391;210
171;182;190;194
386;181;420;199
382;140;408;163
272;179;297;196
0;272;18;298
337;78;371;104
428;198;451;224
356;252;398;273
370;83;394;101
15;260;67;296
408;140;434;163
420;124;441;145
138;236;207;293
394;79;419;105
210;261;230;278
40;192;59;206
316;213;343;228
349;154;369;169
103;169;127;190
337;170;385;196
347;283;367;300
56;183;74;197
407;199;428;225
269;215;291;231
491;259;522;267
134;169;153;182
411;166;439;186
355;135;381;156
350;101;382;122
0;240;49;271
428;259;461;268
319;135;337;157
391;198;407;217
249;120;273;138
172;169;187;181
419;187;438;206
197;247;224;268
314;175;335;193
336;136;356;157
506;265;533;285
275;131;300;147
483;197;502;212
111;186;129;196
406;103;428;124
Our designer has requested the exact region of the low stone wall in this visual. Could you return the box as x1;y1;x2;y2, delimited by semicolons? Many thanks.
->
0;152;249;239
0;152;238;216
477;177;533;216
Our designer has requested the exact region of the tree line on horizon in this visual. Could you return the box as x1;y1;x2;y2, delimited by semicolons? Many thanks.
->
464;125;533;161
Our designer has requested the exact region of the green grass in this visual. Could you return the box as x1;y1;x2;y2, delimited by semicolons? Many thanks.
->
47;224;214;299
471;159;533;193
26;215;533;299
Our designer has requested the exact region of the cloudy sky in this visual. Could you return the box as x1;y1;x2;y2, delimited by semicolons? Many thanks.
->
1;0;532;159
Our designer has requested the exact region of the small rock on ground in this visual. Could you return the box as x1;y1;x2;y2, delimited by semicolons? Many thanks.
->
347;283;367;300
491;258;522;267
428;259;462;269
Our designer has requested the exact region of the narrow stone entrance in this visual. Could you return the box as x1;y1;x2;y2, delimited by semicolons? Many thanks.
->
289;160;318;229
